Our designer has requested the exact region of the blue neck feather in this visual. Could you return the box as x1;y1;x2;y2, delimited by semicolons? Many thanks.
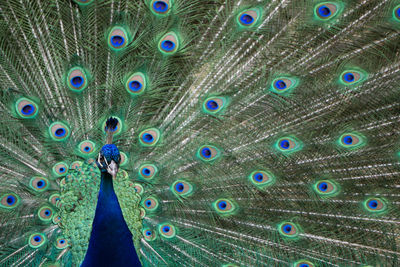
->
81;172;142;267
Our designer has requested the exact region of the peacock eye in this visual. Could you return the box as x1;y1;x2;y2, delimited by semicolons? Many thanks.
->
142;197;159;211
340;70;366;86
56;237;68;249
0;193;20;209
38;206;54;222
15;98;39;119
171;180;193;197
278;222;300;238
394;5;400;21
30;177;49;192
151;0;171;15
249;170;275;189
158;223;176;238
139;128;161;147
294;260;315;267
108;26;129;50
49;122;70;141
158;32;179;55
197;145;221;162
79;140;96;156
315;2;341;20
67;67;88;92
202;97;228;115
338;132;365;149
364;197;387;213
29;233;47;248
237;8;261;27
126;72;147;96
270;77;298;95
275;136;302;154
53;162;69;177
213;199;236;216
143;228;157;241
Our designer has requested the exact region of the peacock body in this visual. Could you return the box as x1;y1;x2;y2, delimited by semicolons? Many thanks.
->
0;0;400;266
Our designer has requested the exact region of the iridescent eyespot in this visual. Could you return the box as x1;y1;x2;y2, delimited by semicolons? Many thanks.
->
158;32;179;55
29;233;47;248
140;208;146;218
15;98;39;119
278;222;300;238
270;77;298;95
125;72;147;96
67;67;88;92
171;180;193;197
52;162;68;177
313;180;339;196
142;196;159;211
30;177;49;192
38;206;54;222
151;0;171;15
202;97;228;115
158;223;176;238
314;2;341;20
249;170;275;189
0;193;20;209
49;122;70;141
107;26;129;51
118;152;128;167
394;5;400;21
275;136;302;154
53;215;61;224
139;128;161;147
56;237;68;249
70;161;83;170
138;164;158;179
78;140;96;156
294;260;315;267
338;132;365;149
197;145;221;162
363;197;387;213
213;199;236;215
340;70;367;86
74;0;94;5
237;8;261;28
49;194;61;205
143;228;157;241
133;183;144;195
102;116;122;136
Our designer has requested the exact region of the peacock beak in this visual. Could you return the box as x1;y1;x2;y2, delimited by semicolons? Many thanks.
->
106;160;119;177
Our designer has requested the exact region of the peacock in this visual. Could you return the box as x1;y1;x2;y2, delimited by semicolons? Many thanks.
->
0;0;400;266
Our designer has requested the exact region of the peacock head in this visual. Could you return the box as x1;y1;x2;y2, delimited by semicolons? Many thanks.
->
96;144;121;176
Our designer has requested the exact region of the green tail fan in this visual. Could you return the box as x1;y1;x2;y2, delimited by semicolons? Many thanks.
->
0;0;399;266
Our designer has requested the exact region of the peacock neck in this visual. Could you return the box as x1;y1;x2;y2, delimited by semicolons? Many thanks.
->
81;172;142;267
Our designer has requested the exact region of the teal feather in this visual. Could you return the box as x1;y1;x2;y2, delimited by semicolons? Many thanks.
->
0;0;400;266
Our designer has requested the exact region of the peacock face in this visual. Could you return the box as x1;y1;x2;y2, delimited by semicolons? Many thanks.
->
96;144;121;176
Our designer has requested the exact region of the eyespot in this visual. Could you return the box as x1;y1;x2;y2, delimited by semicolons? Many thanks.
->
394;5;400;21
364;197;387;213
275;136;302;153
202;97;228;115
171;180;193;197
338;132;365;149
142;196;159;211
49;122;70;141
107;26;129;51
143;228;157;241
278;222;300;238
213;199;236;215
38;206;54;222
29;233;46;248
70;161;83;170
294;260;315;267
158;32;179;55
15;98;39;119
102;116;122;136
315;2;341;20
78;140;96;157
125;72;147;96
118;152;128;167
67;67;88;92
0;193;20;209
55;237;68;249
49;194;61;205
197;145;221;162
30;177;49;192
74;0;94;5
158;223;176;238
237;8;261;27
140;208;146;218
52;162;69;177
133;183;144;195
270;77;298;95
138;164;158;179
249;170;275;188
314;180;339;196
151;0;171;15
340;70;366;86
139;128;161;147
53;214;61;224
